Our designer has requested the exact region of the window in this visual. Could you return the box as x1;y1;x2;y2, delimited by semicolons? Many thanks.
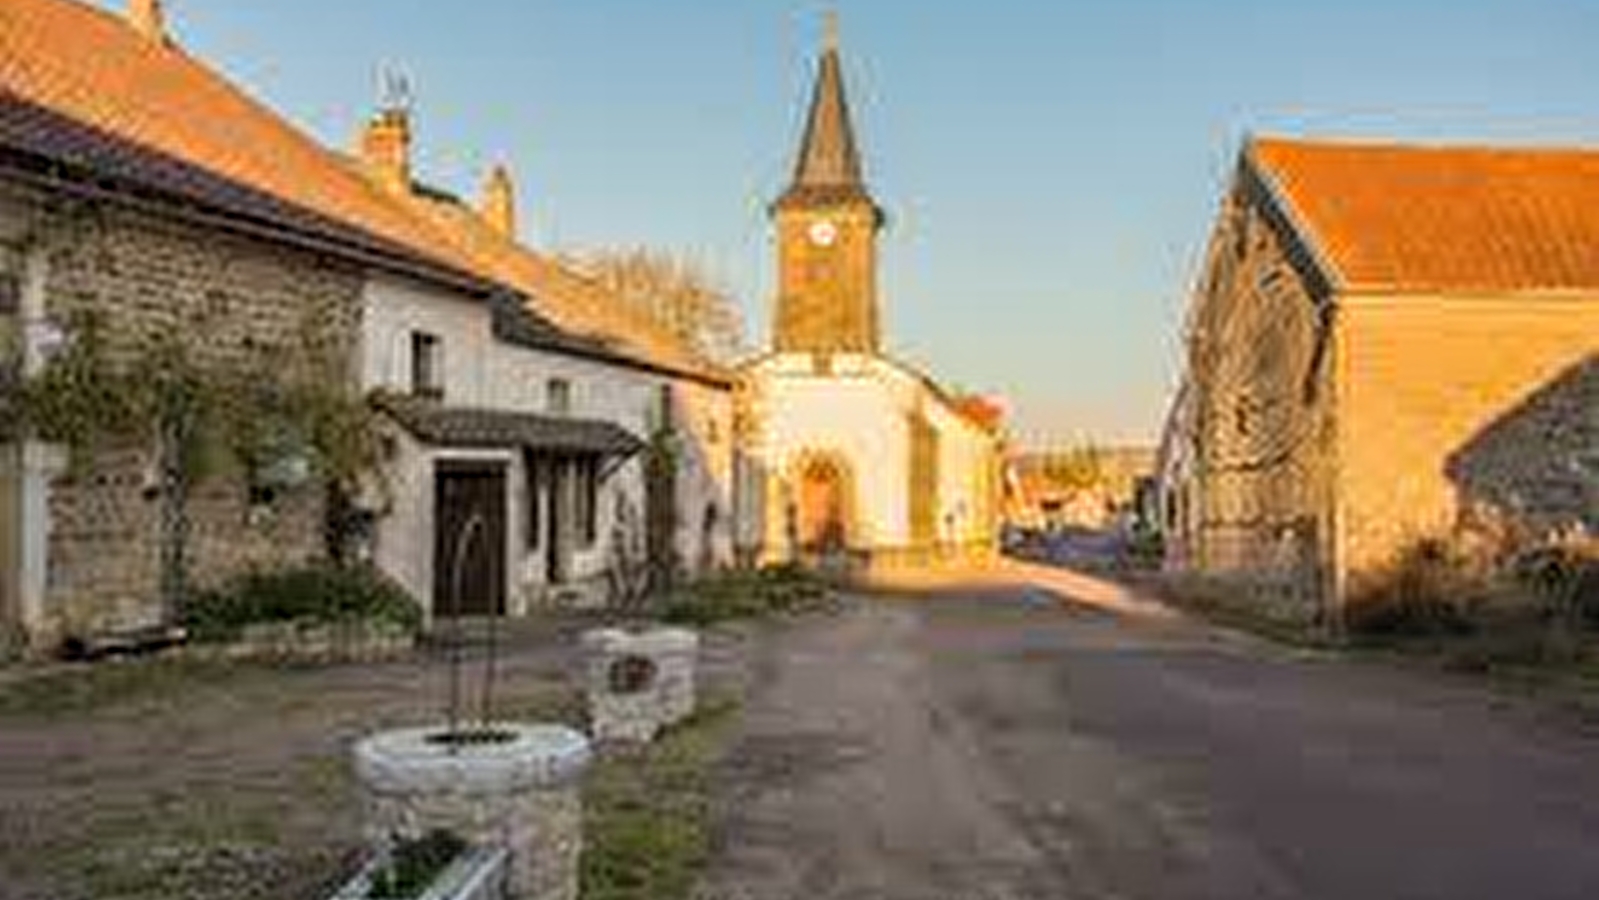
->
574;456;600;547
410;331;442;399
546;377;571;416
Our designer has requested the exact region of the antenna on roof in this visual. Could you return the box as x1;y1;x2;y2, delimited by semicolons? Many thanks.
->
823;8;840;52
377;64;413;115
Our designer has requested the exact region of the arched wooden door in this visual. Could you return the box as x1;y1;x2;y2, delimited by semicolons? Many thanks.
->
796;455;850;552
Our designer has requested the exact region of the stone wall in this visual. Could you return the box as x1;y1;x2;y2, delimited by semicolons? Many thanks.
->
1185;189;1335;615
1336;295;1599;590
583;627;698;743
22;198;364;642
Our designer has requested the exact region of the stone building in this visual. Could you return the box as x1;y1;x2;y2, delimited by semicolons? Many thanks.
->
1164;136;1599;618
738;20;1004;568
0;0;734;649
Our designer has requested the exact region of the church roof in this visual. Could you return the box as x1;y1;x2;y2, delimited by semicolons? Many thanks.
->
776;21;874;210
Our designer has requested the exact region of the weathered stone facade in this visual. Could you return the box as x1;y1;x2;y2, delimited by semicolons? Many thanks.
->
1181;183;1336;617
5;192;364;643
1335;296;1599;591
1169;139;1599;615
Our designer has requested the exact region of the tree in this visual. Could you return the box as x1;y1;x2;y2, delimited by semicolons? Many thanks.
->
1041;444;1105;493
563;247;746;366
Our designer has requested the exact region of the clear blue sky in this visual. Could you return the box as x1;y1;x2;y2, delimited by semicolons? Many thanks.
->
94;0;1599;447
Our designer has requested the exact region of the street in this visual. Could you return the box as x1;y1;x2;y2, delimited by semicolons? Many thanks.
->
700;575;1599;900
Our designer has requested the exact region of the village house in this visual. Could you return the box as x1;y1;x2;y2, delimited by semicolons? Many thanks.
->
0;0;734;652
739;20;1005;569
1162;135;1599;619
351;105;737;611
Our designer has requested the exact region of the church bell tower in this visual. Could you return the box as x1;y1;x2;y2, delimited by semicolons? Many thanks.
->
772;14;885;354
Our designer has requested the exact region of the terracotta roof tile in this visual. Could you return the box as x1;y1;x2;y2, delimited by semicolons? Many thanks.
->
0;0;732;385
0;0;486;288
1251;137;1599;294
408;193;732;385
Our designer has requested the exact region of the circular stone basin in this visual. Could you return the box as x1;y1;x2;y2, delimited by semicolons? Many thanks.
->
355;723;591;796
354;723;592;900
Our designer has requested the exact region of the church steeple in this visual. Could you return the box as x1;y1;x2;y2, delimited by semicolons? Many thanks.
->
781;12;870;206
771;13;884;354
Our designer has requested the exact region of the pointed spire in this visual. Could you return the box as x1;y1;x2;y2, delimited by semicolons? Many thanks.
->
781;11;870;205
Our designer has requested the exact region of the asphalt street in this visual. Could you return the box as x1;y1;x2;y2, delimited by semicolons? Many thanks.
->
699;581;1599;900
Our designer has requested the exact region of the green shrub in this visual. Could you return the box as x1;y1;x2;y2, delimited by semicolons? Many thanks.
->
368;830;467;900
183;563;423;643
659;564;830;627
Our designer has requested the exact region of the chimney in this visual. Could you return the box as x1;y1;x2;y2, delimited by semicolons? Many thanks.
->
359;107;412;196
128;0;167;44
481;165;517;240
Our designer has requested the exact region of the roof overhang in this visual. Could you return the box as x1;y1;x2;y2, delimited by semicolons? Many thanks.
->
376;395;646;464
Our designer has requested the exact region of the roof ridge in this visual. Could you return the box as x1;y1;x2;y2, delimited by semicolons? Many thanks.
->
1251;132;1599;155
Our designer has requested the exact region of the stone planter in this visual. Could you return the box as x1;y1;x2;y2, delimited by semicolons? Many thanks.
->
581;627;698;743
329;845;508;900
353;724;591;900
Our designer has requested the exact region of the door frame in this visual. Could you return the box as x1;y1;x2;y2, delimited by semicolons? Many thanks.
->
432;458;509;617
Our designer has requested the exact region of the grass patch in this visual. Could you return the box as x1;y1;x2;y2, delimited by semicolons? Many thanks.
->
581;697;740;900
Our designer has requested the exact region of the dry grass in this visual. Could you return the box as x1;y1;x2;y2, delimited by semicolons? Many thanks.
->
0;640;582;900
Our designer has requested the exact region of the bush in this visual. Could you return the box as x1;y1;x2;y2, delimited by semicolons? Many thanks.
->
1346;539;1480;638
183;563;423;643
659;564;831;627
1512;544;1599;629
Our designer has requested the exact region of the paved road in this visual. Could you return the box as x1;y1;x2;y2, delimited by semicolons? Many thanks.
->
699;578;1599;900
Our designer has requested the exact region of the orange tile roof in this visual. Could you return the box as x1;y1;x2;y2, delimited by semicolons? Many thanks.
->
0;0;730;385
0;0;487;289
1251;137;1599;294
406;193;731;385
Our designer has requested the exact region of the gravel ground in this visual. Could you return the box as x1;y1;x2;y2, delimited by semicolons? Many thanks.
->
0;616;650;900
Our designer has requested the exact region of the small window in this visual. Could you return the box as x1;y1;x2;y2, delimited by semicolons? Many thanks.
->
546;378;571;416
410;331;442;399
574;456;599;547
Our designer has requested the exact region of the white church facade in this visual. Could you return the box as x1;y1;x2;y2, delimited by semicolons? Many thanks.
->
738;25;1004;569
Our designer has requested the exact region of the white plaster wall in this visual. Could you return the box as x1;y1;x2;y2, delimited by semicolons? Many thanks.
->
747;353;914;549
926;398;998;546
745;352;1001;556
360;275;735;609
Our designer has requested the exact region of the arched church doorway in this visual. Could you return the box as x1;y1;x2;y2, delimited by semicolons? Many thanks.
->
796;454;851;552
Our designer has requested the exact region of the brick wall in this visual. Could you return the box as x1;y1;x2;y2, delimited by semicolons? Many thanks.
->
1336;294;1599;588
30;200;364;639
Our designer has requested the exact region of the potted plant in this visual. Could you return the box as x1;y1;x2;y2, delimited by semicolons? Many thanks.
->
329;830;508;900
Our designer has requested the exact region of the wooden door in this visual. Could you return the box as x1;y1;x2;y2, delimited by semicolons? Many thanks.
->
433;462;507;616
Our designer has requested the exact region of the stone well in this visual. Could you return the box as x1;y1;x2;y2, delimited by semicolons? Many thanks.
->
581;627;699;743
353;723;591;900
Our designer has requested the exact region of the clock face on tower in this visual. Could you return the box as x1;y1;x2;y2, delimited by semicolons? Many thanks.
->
807;219;839;247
